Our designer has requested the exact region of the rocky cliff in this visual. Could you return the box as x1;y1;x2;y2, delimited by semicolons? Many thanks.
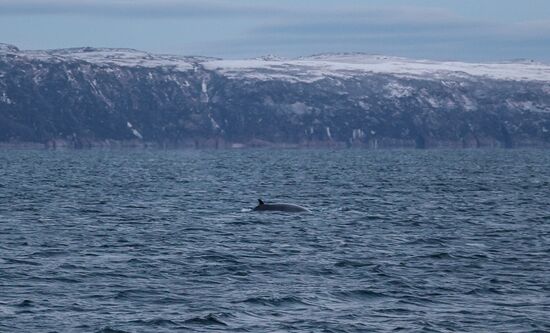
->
1;43;549;148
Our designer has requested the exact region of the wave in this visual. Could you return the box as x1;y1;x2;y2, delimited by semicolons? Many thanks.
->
95;327;130;333
239;295;308;307
404;237;446;246
3;258;42;266
130;318;177;326
27;276;81;283
411;252;455;260
334;259;371;268
465;287;504;295
334;289;388;301
58;263;86;269
183;313;228;326
114;289;157;300
15;300;33;307
29;249;68;258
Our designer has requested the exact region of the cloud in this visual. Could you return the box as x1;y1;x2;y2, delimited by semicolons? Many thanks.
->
252;6;505;40
0;0;288;18
1;1;549;60
234;5;550;60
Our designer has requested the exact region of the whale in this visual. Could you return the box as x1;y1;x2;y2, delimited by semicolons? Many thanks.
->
253;199;310;213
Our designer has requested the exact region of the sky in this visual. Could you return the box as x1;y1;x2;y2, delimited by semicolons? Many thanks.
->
1;0;550;61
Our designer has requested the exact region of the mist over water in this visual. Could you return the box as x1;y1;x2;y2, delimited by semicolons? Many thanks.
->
1;149;549;332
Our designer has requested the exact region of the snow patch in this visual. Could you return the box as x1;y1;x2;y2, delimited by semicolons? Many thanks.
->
126;121;143;139
458;95;476;111
358;100;370;110
420;89;441;108
208;114;221;130
201;79;209;103
131;129;143;139
325;126;332;139
352;129;365;139
0;92;14;105
426;97;440;108
385;82;413;98
507;100;547;112
289;102;308;115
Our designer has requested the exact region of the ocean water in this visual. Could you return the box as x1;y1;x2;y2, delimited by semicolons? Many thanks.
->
1;149;549;332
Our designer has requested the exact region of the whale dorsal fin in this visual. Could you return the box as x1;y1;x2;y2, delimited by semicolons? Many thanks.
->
258;199;264;205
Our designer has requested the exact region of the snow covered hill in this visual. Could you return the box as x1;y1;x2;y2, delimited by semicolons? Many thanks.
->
204;53;550;83
1;44;201;71
1;43;550;148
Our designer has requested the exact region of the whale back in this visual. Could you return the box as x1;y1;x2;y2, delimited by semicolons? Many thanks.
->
253;199;309;212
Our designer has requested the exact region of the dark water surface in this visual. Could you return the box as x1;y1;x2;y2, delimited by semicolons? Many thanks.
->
1;149;549;332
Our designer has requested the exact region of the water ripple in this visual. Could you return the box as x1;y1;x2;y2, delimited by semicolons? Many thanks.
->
1;149;549;332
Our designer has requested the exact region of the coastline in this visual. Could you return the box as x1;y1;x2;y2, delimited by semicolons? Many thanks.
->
2;137;550;150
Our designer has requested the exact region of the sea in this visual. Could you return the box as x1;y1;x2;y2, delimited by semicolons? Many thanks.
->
1;148;549;332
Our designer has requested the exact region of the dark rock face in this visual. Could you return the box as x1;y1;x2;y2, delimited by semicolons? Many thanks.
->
1;43;549;148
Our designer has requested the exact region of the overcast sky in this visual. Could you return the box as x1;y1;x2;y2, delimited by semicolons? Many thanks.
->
1;0;549;61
